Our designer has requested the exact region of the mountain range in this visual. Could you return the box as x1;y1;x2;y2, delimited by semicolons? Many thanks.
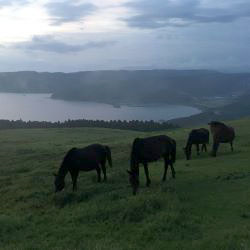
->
1;70;250;106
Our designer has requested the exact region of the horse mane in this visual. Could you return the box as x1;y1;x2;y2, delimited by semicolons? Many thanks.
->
131;138;142;153
59;147;77;175
208;121;227;127
130;138;142;170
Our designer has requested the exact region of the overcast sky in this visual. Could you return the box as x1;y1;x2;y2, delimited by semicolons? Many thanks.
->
0;0;249;72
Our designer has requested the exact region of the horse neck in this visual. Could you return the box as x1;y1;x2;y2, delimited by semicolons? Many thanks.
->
211;126;220;135
130;153;138;173
58;162;69;179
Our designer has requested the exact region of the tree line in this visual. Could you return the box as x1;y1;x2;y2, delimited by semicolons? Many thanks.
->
0;119;178;132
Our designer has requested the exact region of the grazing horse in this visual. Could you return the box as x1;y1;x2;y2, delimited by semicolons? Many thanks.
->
183;128;209;160
208;121;235;157
127;135;176;195
54;144;112;192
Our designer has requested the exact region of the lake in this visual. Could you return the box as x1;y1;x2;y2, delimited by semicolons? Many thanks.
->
0;93;201;122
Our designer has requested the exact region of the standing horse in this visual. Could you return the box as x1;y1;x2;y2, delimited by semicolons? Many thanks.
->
208;121;235;157
127;135;176;195
183;128;209;160
54;144;112;192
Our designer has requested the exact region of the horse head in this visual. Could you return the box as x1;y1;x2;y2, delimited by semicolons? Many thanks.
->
53;173;65;192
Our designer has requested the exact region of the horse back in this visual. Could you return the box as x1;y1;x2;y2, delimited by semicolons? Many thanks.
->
213;126;235;143
79;144;107;162
131;135;173;163
188;128;209;144
67;144;107;171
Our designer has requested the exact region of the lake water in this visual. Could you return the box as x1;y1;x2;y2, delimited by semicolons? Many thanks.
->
0;93;201;122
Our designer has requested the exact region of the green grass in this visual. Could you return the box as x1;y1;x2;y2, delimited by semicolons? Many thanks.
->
0;119;250;250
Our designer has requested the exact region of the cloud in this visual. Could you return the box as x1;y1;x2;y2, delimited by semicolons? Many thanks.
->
124;0;250;29
0;0;27;7
11;35;117;53
0;0;10;7
45;0;98;25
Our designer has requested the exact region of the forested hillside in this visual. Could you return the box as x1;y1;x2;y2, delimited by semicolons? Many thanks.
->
0;70;249;105
169;93;250;126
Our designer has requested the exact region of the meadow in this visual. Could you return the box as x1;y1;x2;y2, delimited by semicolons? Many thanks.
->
0;118;250;250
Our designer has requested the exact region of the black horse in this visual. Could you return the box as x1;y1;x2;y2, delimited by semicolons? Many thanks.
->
54;144;112;192
183;128;209;160
208;121;235;157
127;135;176;195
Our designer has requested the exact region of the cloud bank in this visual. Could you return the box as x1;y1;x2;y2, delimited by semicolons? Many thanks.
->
0;0;250;72
45;1;98;25
124;0;250;28
11;35;117;53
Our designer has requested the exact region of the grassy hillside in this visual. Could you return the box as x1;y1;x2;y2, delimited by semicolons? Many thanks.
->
0;119;250;249
170;94;250;127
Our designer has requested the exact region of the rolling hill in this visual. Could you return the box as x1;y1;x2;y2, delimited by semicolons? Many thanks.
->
0;118;250;249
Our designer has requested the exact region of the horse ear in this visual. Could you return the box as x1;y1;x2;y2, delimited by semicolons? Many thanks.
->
127;170;132;175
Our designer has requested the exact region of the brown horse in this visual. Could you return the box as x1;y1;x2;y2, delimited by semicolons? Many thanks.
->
183;128;209;160
208;121;235;157
54;144;112;192
127;135;176;195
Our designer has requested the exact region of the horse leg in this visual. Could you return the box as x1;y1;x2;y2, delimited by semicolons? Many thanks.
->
72;170;79;191
143;163;151;187
69;169;76;191
96;166;101;183
101;162;107;182
204;144;207;152
162;157;169;182
230;142;234;152
212;142;219;157
170;162;176;179
201;144;205;152
136;163;140;185
196;144;200;155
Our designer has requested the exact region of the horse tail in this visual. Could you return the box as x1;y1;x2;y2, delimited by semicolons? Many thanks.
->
170;139;176;164
105;146;112;167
